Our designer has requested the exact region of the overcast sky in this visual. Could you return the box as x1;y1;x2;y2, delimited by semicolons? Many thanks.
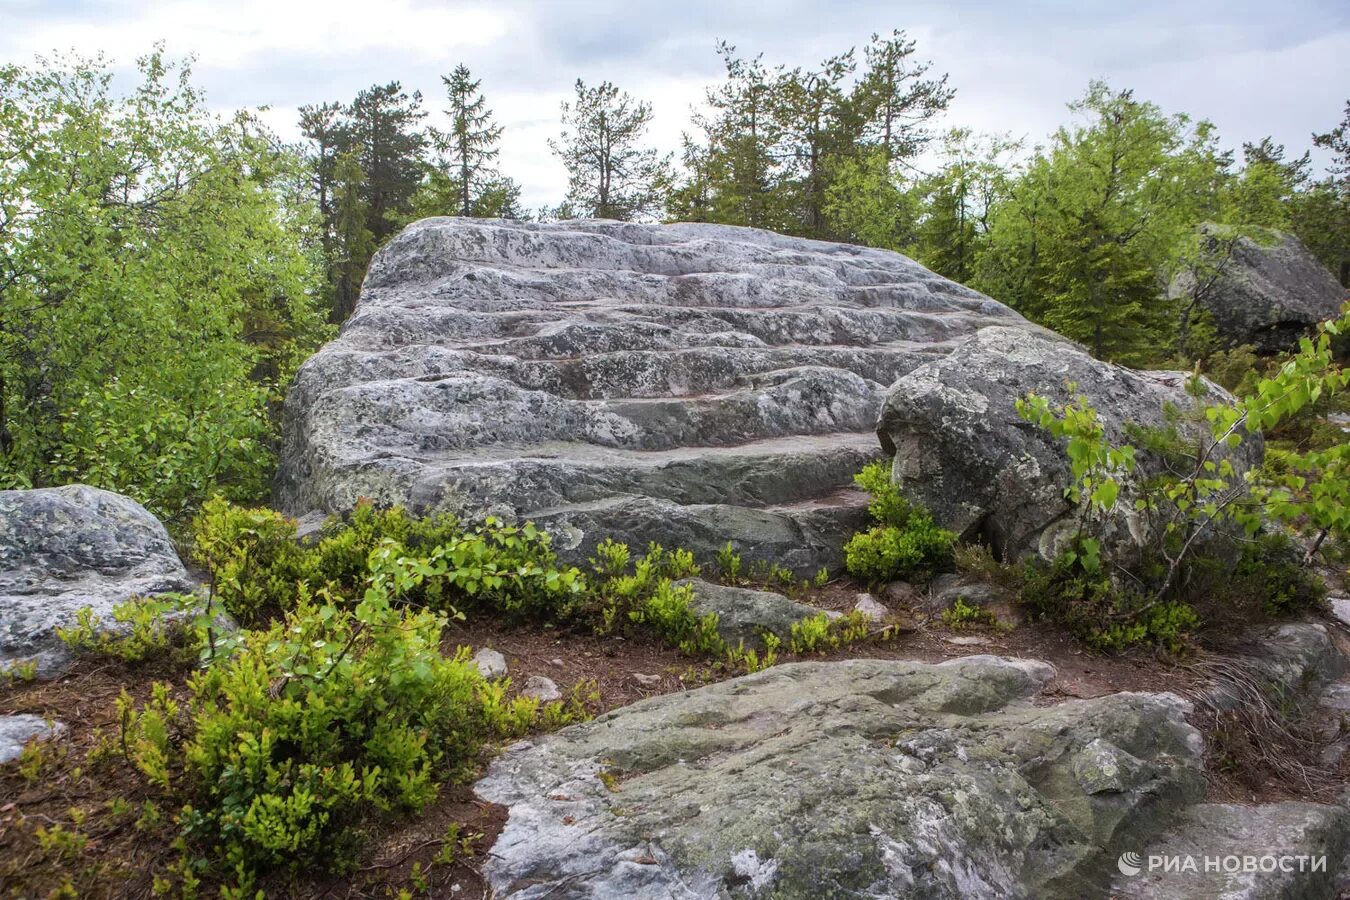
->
3;0;1347;210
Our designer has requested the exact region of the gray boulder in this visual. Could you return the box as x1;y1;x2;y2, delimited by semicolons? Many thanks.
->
0;485;196;677
1172;226;1346;353
876;326;1262;562
275;218;1037;572
475;655;1208;899
678;578;833;649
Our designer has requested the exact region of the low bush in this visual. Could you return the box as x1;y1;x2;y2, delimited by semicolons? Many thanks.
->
844;513;954;583
191;497;315;624
56;595;209;665
843;462;955;584
191;498;585;625
117;586;584;893
1019;543;1199;653
941;597;997;629
1232;532;1326;617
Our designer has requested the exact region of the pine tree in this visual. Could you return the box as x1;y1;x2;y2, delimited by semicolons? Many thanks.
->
689;44;787;229
549;79;673;221
853;30;955;162
774;50;858;237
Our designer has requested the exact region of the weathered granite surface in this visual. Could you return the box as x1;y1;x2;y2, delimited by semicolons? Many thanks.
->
275;218;1039;571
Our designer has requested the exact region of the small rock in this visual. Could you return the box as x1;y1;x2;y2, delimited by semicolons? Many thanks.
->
522;676;562;702
0;715;65;765
882;580;919;606
679;578;830;649
549;657;565;667
943;635;991;647
852;593;889;622
1330;596;1350;628
632;673;662;687
473;648;508;680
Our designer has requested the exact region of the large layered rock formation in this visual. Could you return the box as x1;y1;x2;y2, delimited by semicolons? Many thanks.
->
1172;226;1346;353
0;485;196;676
275;218;1037;571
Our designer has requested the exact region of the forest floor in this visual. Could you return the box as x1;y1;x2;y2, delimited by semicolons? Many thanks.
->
2;576;1348;899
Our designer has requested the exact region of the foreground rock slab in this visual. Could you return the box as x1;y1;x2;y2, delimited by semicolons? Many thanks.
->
0;485;196;677
475;656;1206;899
276;218;1036;571
877;326;1261;561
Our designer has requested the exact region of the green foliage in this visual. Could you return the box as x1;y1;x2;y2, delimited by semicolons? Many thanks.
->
853;460;912;527
0;51;329;519
586;541;716;652
844;460;954;583
715;541;743;584
56;595;206;665
941;597;997;630
550;79;673;221
1020;545;1198;653
117;589;585;889
844;518;954;584
192;497;314;625
1233;533;1326;617
788;611;876;654
190;497;585;626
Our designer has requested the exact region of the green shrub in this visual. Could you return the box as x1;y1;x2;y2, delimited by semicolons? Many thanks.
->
629;579;723;655
844;462;954;583
941;597;997;629
118;588;581;890
788;611;876;654
844;513;954;583
1020;545;1198;653
191;497;315;624
1232;532;1326;616
853;460;911;527
56;595;207;665
312;500;464;592
715;541;743;584
191;498;585;626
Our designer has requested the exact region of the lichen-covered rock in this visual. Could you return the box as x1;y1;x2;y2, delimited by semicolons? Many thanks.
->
876;326;1262;561
275;218;1037;572
475;656;1205;899
1113;802;1350;899
1171;226;1347;353
0;485;196;677
678;578;833;649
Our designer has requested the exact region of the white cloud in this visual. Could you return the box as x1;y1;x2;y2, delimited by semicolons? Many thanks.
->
9;0;511;70
3;0;1345;211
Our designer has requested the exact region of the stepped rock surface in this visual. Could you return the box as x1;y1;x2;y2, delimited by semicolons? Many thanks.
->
877;326;1263;561
275;218;1036;570
475;655;1210;899
1172;226;1346;353
0;485;196;677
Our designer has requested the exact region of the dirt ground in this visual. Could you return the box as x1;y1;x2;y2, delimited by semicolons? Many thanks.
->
2;578;1346;898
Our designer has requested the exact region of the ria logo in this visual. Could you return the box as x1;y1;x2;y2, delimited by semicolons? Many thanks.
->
1118;852;1144;876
